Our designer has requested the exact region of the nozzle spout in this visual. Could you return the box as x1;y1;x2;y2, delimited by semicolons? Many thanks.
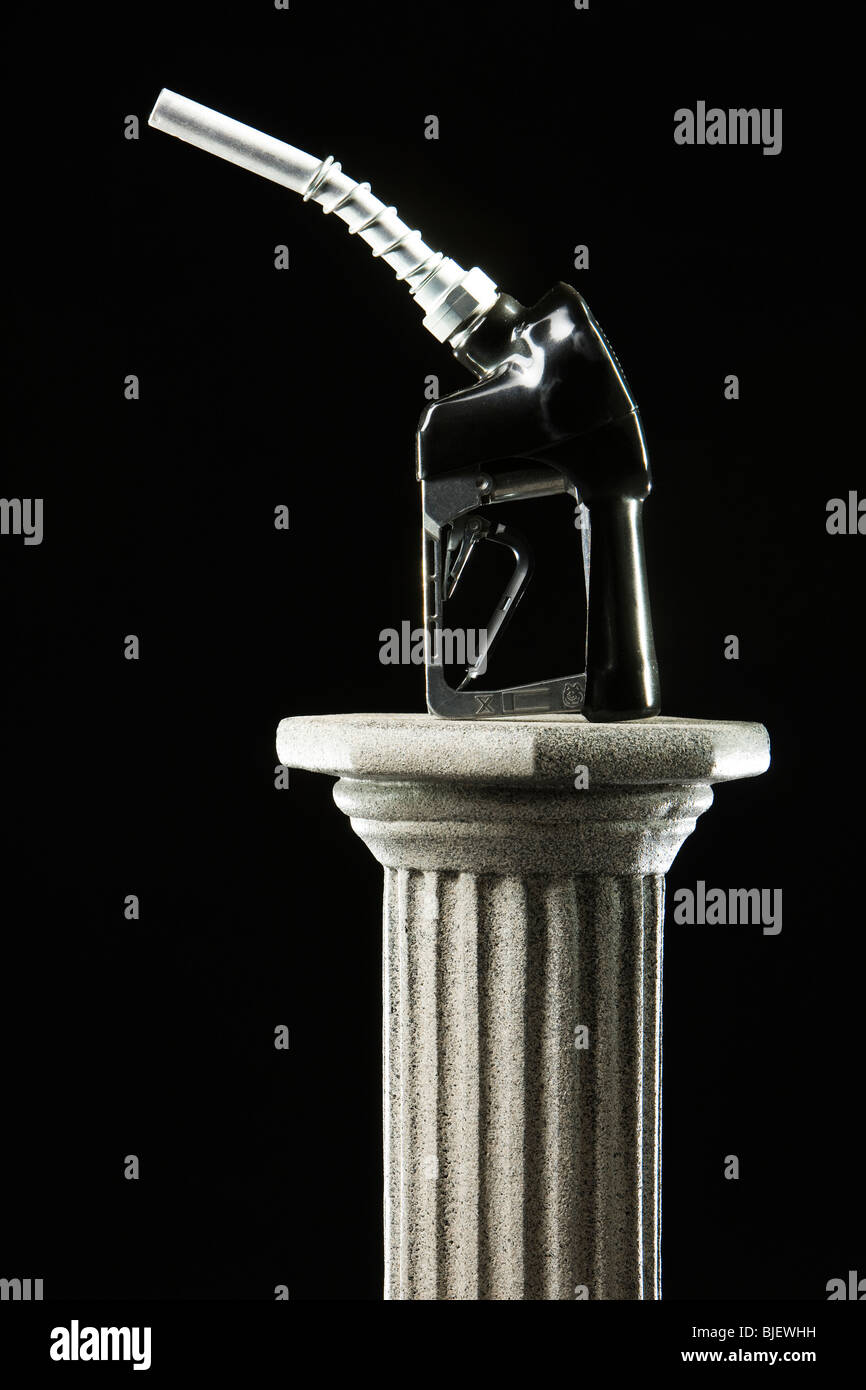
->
149;89;498;345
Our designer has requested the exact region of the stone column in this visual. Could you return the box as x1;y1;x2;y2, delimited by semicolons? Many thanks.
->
276;713;770;1301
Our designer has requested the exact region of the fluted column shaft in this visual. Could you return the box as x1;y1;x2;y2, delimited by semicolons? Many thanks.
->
276;714;770;1301
383;868;662;1300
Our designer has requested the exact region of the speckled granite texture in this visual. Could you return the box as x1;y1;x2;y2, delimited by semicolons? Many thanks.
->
277;714;770;1300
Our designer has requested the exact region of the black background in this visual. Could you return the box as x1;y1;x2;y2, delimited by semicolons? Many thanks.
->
1;0;863;1310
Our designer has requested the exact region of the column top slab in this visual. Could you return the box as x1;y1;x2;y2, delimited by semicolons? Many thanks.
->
277;713;770;788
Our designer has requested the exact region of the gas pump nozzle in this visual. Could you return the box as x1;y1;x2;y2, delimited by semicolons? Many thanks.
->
149;88;660;721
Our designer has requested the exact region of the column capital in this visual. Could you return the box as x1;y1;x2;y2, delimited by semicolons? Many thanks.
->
277;714;770;876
